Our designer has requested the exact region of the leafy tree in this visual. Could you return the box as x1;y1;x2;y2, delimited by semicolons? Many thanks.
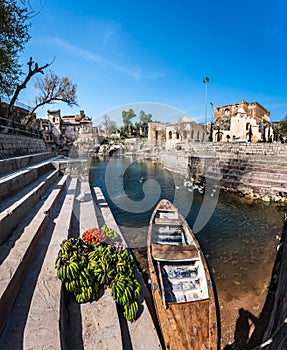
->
139;110;152;124
279;115;287;138
272;123;280;142
248;123;253;142
122;108;136;134
139;110;152;136
209;123;213;142
0;0;32;96
133;121;141;137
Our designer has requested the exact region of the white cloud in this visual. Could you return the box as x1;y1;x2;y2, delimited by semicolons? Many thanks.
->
103;23;122;43
40;37;164;82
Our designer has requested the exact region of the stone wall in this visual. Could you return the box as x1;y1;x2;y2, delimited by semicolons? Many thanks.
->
169;141;287;159
157;143;287;202
158;150;189;175
211;142;287;159
0;134;47;159
158;143;287;174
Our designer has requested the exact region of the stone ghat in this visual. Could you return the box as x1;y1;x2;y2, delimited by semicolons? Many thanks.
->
184;142;287;159
157;142;287;203
0;152;162;349
200;157;287;202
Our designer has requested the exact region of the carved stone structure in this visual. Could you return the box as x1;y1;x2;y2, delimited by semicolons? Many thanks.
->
212;100;272;142
148;116;204;147
35;118;61;152
46;109;99;155
47;109;98;143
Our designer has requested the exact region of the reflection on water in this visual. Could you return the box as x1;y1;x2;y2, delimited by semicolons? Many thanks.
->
90;156;286;300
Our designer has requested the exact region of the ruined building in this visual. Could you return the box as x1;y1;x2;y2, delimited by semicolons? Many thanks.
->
148;116;204;147
212;100;272;142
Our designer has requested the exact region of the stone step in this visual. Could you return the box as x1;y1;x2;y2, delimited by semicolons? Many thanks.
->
0;174;68;335
0;177;161;349
0;168;61;244
225;170;287;181
211;159;287;169
0;177;78;349
24;177;77;349
0;151;54;176
206;166;287;181
205;169;287;187
92;186;162;349
0;134;48;160
215;161;287;173
0;146;161;349
0;156;61;201
202;151;287;164
201;174;287;194
66;181;123;349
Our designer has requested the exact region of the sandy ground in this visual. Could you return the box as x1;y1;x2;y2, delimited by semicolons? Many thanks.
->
133;248;274;350
219;286;270;349
215;240;277;349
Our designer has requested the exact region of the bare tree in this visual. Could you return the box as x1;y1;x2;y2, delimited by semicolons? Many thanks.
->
102;114;110;133
101;114;118;135
7;57;52;120
26;70;78;123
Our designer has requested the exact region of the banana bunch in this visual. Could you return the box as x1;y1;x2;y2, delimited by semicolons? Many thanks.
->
109;248;142;322
93;256;115;286
110;275;130;303
75;269;100;303
123;300;139;322
101;225;118;240
114;248;135;276
56;256;80;282
110;274;141;321
55;236;142;322
111;274;141;302
55;239;81;282
55;238;100;303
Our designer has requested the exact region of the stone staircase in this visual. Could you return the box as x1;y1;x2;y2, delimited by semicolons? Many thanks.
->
199;157;287;201
0;153;162;349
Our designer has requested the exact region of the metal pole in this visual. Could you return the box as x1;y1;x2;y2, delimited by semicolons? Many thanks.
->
210;102;214;142
210;102;214;122
203;77;209;142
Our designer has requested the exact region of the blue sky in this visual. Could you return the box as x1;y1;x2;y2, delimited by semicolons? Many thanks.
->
18;0;287;126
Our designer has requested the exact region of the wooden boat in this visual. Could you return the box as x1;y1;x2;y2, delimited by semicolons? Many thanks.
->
147;199;219;350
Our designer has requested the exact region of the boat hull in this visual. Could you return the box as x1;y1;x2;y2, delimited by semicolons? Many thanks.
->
147;199;219;350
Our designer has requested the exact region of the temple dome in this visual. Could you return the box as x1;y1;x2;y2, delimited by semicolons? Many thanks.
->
237;107;246;114
181;115;191;122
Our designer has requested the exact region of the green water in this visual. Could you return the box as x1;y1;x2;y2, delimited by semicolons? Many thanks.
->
90;155;286;300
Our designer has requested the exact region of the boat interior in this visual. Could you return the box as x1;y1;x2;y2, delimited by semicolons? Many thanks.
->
151;205;209;304
161;260;209;303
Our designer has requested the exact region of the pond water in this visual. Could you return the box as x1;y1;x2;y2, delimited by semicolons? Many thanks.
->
89;155;286;301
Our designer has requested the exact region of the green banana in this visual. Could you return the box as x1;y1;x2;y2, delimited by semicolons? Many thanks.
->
56;230;142;314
